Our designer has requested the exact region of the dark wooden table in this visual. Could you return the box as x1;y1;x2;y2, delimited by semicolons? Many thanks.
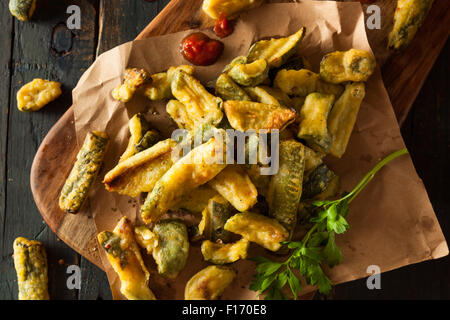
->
0;0;448;300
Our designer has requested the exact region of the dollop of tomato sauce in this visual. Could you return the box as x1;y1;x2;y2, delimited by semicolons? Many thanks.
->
180;32;224;66
214;13;234;38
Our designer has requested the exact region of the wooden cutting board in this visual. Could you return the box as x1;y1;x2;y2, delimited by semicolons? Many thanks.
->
30;0;450;270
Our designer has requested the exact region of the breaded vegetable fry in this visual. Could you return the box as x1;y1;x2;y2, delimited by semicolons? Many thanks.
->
297;93;334;153
244;86;281;106
274;69;343;97
199;195;233;242
185;265;236;300
228;59;269;87
224;100;295;132
319;49;376;84
302;164;337;200
201;238;249;264
134;226;159;255
171;70;223;127
247;27;305;68
144;65;194;101
120;113;159;162
17;78;61;112
267;140;305;236
202;0;264;19
152;220;189;278
222;56;248;74
388;0;434;51
9;0;36;21
328;82;366;158
215;73;251;101
103;139;176;197
59;131;109;214
166;100;195;130
141;136;227;224
256;86;292;107
13;237;49;300
209;166;258;212
172;185;219;213
112;68;152;102
303;145;324;173
224;212;289;251
98;217;156;300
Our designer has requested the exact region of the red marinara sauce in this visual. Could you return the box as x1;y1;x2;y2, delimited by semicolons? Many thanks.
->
180;32;224;66
214;13;234;38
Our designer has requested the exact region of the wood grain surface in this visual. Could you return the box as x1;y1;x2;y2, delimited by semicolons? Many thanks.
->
0;0;448;299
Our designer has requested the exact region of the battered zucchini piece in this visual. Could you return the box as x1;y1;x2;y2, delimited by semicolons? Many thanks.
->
144;65;195;101
257;86;292;107
13;237;49;300
304;145;324;173
319;49;376;84
166;100;195;130
328;82;366;158
228;59;269;87
152;220;189;278
297;93;335;153
201;238;249;264
199;195;233;242
224;212;289;251
224;100;295;132
103;139;176;197
120;113;159;162
388;0;434;51
59;131;109;214
112;68;152;102
9;0;36;21
313;174;340;201
274;69;343;97
209;166;258;212
244;86;281;106
134;226;159;255
171;70;223;127
267;140;305;236
172;185;219;213
202;0;265;19
247;27;306;68
302;164;337;200
17;78;62;112
185;265;236;300
215;73;251;101
98;217;156;300
141;136;227;224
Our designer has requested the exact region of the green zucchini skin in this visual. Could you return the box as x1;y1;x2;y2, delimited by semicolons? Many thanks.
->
9;0;36;21
222;56;248;74
302;164;336;200
267;140;305;236
134;129;160;153
59;131;109;214
215;73;251;101
209;198;233;242
152;219;189;278
228;59;269;87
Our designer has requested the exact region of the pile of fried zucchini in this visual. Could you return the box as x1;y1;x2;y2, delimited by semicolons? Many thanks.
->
59;26;376;300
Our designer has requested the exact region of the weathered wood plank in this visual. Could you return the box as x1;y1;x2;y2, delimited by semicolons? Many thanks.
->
1;0;99;300
333;41;450;299
0;0;15;301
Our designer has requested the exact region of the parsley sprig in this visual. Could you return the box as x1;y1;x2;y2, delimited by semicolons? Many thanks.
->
250;148;408;300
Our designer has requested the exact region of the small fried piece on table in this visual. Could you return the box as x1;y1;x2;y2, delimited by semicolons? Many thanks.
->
388;0;434;51
103;139;177;197
328;82;366;158
185;265;236;300
224;100;295;132
13;237;49;300
209;165;258;212
201;238;249;264
59;131;109;214
224;212;289;251
17;78;62;112
320;49;376;84
141;135;227;224
112;68;152;102
274;69;343;97
98;217;156;300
